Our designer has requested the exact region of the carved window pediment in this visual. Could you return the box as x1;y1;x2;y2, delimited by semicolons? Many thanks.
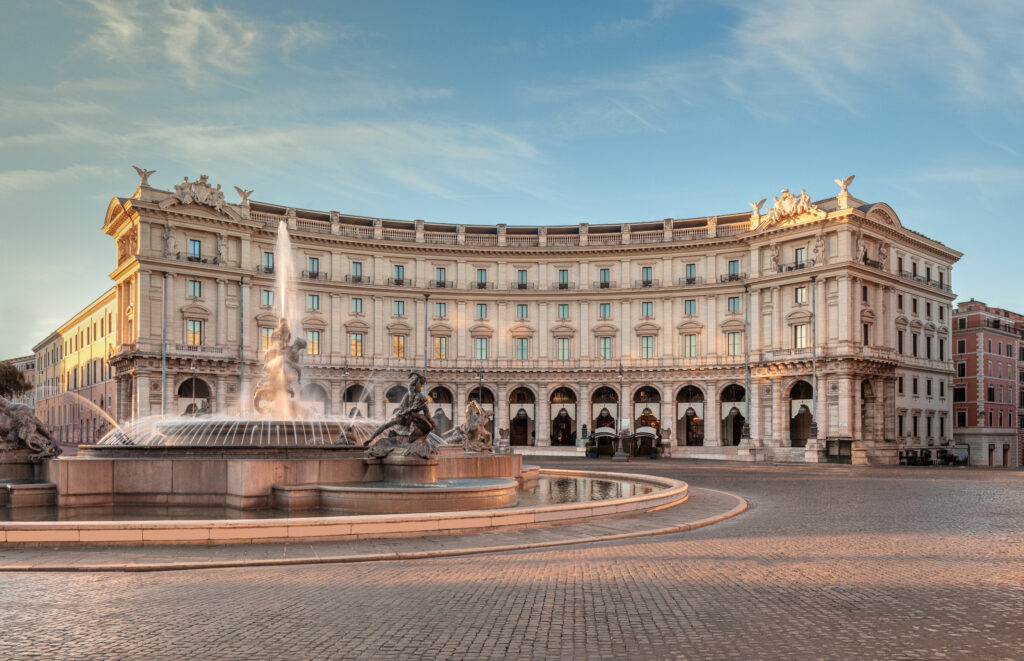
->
591;323;618;337
677;320;704;332
550;323;576;338
784;309;811;323
344;319;370;332
180;303;211;319
470;323;494;337
720;318;745;332
509;322;535;338
429;321;455;335
304;315;327;330
387;320;413;333
633;321;661;334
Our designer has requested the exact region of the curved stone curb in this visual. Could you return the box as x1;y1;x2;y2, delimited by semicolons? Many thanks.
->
0;488;746;573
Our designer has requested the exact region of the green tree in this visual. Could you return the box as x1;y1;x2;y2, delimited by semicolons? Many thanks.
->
0;362;31;399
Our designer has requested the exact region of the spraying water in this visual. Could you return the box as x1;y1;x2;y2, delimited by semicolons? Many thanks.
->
275;221;301;337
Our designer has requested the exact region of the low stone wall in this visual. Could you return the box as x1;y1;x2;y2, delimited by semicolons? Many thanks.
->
0;469;687;546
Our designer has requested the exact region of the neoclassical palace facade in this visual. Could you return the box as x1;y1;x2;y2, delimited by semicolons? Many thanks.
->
97;171;960;464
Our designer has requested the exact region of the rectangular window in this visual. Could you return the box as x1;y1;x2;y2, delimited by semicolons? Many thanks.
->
394;300;405;316
516;337;529;361
926;337;932;359
476;303;487;319
912;333;919;357
898;330;904;354
684;299;696;315
557;303;569;319
685;263;696;282
263;251;274;271
863;323;870;346
477;268;488;284
728;296;740;312
641;266;653;283
558;269;569;285
435;267;446;283
517;304;528;319
913;378;919;395
641;301;653;317
987;386;995;402
186;319;202;346
926;380;932;396
640;335;655;359
475;337;489;360
599;303;611;318
795;286;807;304
958;317;966;329
435;302;447;318
517;269;527;285
308;257;319;275
599;336;612;360
927;417;932;437
957;362;966;377
897;294;904;310
956;411;966;427
188;239;201;259
862;285;868;302
926;302;932;317
956;339;965;353
351;297;363;314
898;376;904;394
392;335;405;358
394;265;405;281
953;387;966;402
433;336;448;360
599;268;610;285
352;261;362;277
307;294;319;311
912;298;918;314
794;247;806;265
912;262;918;277
349;333;364;357
793;324;808;349
898;415;904;436
913;416;919;437
938;339;945;360
262;289;274;307
684;334;698;357
260;327;273;351
727;331;742;356
556;337;570;360
188;280;202;298
306;330;321;355
728;259;740;276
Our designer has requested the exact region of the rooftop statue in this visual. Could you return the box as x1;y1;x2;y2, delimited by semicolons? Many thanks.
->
834;175;855;194
0;396;62;461
364;371;440;459
234;186;254;206
132;165;156;187
443;400;494;452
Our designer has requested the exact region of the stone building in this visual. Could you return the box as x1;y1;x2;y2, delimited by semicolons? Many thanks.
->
31;288;118;445
951;299;1022;467
0;354;36;407
97;170;960;464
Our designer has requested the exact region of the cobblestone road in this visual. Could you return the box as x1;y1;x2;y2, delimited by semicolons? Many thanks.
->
2;461;1022;660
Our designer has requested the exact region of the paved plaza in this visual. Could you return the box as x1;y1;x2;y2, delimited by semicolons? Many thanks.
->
2;460;1023;660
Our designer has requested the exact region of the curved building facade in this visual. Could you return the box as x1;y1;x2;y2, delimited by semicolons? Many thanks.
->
100;172;961;464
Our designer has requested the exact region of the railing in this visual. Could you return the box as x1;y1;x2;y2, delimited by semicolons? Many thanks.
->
777;260;815;273
930;279;951;292
472;281;496;290
338;225;375;239
505;235;539;247
387;277;414;287
423;231;457;245
509;282;536;290
591;281;617;289
296;219;331;234
301;270;328;280
256;265;274;274
717;222;751;236
719;273;747;282
381;228;416;241
631;230;663;244
863;258;884;270
547;235;580;246
550;282;577;290
344;274;371;284
429;280;455;289
634;279;660;288
464;235;498;246
250;211;282;226
172;344;226;356
177;253;218;264
673;227;709;240
587;234;622;245
677;276;705;286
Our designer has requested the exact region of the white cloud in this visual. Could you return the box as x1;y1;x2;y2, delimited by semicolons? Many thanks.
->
83;0;144;59
0;164;114;195
281;21;327;55
162;2;259;85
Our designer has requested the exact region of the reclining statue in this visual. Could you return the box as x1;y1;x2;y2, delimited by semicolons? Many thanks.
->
0;396;62;461
363;371;439;459
443;400;494;452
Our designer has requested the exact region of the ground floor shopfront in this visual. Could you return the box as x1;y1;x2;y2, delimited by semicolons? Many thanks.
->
109;351;947;465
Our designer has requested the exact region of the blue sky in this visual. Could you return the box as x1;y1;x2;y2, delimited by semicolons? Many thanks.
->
1;0;1022;357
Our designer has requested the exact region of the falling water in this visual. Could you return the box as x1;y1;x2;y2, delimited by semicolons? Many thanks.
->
275;221;302;336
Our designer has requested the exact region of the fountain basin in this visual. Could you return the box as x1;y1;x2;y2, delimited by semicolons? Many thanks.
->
0;469;688;546
274;478;520;514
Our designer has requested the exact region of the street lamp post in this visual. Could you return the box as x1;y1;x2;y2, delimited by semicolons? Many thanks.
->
742;283;751;442
190;359;197;417
423;293;430;391
809;274;820;444
613;362;629;461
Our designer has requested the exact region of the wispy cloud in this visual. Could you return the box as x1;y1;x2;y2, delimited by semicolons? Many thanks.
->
281;21;327;55
0;164;115;195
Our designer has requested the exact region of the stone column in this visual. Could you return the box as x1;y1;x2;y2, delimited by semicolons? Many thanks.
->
535;384;550;446
816;277;828;348
240;278;252;363
372;296;383;357
705;381;719;445
497;302;508;360
837;376;852;438
747;381;761;446
578;384;591;447
453;382;465;427
215;374;226;414
772;377;786;448
837;276;851;346
136;372;150;419
579;302;590;359
215;278;227;346
495;381;509;447
661;298;671;360
330;293;342;356
706;295;718;356
750;288;761;355
118;376;130;423
847;276;858;346
538;304;549;359
372;382;385;421
772;287;782;349
457;301;468;359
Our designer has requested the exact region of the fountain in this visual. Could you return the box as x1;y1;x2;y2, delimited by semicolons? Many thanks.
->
0;221;690;541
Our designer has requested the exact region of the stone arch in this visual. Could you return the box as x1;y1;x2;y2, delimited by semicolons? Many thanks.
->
177;377;212;415
428;386;454;435
507;386;536;447
299;382;329;416
720;384;746;446
676;386;706;447
789;380;814;448
549;387;578;446
341;384;371;418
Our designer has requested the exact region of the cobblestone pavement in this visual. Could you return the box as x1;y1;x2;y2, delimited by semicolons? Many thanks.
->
2;460;1022;660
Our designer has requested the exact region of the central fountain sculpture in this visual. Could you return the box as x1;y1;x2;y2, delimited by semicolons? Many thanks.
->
252;317;308;420
364;371;441;460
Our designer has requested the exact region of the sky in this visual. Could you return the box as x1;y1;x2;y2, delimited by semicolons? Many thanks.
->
0;0;1022;357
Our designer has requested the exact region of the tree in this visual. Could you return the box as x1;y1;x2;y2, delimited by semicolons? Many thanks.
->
0;362;31;399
